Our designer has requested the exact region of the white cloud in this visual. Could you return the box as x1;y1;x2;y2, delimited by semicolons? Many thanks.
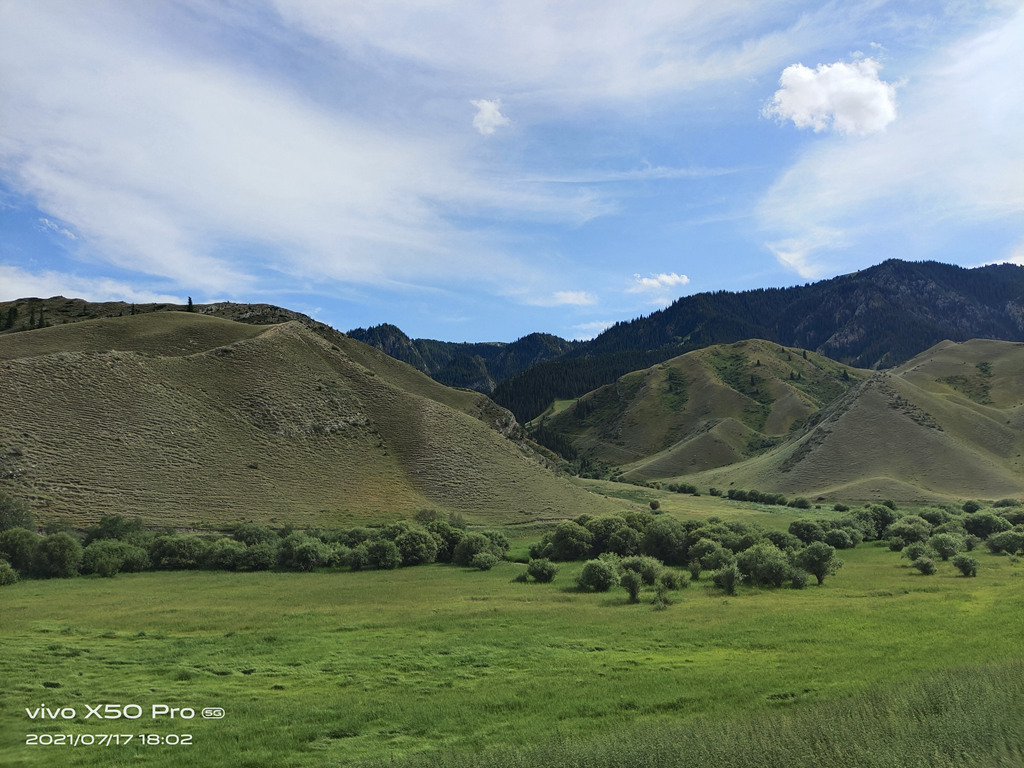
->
0;265;181;304
471;99;510;135
571;320;614;340
38;218;77;240
758;9;1024;277
629;272;690;292
0;2;608;299
521;290;597;307
763;57;898;135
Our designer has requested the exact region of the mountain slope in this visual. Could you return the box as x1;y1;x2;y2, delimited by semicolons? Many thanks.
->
493;260;1024;421
535;339;866;478
686;339;1024;501
347;323;579;392
0;313;616;529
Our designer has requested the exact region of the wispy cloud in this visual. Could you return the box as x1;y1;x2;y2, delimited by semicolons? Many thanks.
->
763;57;899;136
629;272;690;292
0;265;181;304
38;218;78;240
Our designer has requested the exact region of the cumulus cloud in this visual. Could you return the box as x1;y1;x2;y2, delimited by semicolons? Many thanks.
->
0;265;181;304
763;57;898;135
758;9;1024;277
471;99;510;135
628;272;690;292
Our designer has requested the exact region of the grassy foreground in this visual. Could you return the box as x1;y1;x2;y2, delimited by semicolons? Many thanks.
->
2;541;1023;767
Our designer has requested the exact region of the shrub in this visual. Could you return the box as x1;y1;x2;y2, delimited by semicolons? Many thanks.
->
606;525;642;556
203;538;247;571
649;500;661;512
366;539;400;570
34;532;83;578
620;570;643;603
620;555;663;585
736;543;790;587
795;541;843;586
963;511;1012;539
952;554;979;577
82;540;150;576
833;503;850;512
394;528;438;566
640;516;688;565
240;542;277;571
985;530;1024;555
961;500;983;514
788;497;811;510
576;559;618;592
0;527;40;575
788;520;825;544
911;557;936;575
993;498;1021;508
453;533;497;567
526;558;558;583
711;565;739;595
0;559;17;585
232;523;278;547
425;520;464;563
656;570;685;591
84;514;147;546
887;537;905;552
150;535;208;570
928;533;965;561
901;542;930;562
346;544;370;571
0;490;33;532
547;521;594;561
470;552;499;571
822;528;854;549
885;516;932;545
789;569;809;589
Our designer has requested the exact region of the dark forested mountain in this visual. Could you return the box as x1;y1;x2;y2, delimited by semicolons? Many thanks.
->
493;260;1024;421
347;324;580;393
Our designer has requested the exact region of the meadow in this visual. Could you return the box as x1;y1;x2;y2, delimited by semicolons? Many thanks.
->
2;503;1023;768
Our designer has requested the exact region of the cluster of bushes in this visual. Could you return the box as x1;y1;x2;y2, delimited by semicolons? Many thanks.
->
0;510;511;583
788;500;1023;578
525;510;844;594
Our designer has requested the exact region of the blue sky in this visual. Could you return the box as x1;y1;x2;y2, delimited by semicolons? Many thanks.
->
1;1;1022;342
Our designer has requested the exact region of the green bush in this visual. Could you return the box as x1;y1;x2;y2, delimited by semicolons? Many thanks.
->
822;528;854;549
453;532;497;567
0;559;17;585
952;554;979;577
150;535;208;570
928;533;965;561
232;523;278;547
548;521;594;561
985;530;1024;555
639;517;688;565
204;538;248;571
736;543;790;587
712;565;739;595
620;570;643;603
0;490;33;532
366;539;400;570
526;558;558;583
794;541;843;586
0;527;40;575
394;528;438;566
912;557;936;575
34;532;83;578
470;552;499;571
788;520;825;544
240;542;277;571
576;559;618;592
619;555;663;585
963;511;1012;539
789;568;809;589
82;540;150;576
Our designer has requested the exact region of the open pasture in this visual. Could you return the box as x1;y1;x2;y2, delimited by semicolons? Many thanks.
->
2;524;1023;767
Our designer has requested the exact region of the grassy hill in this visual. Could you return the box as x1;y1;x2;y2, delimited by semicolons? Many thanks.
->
535;339;866;479
0;312;618;529
686;339;1024;502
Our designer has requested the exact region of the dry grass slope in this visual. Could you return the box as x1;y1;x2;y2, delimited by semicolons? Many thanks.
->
0;314;617;529
688;339;1024;502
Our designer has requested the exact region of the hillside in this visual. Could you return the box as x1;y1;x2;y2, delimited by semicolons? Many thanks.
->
347;323;579;393
685;339;1024;502
534;339;866;478
0;312;618;529
494;259;1024;420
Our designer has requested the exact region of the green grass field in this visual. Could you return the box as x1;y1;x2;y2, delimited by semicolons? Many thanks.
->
2;514;1023;768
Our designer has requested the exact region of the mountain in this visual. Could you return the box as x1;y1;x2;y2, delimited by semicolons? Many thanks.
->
0;311;617;529
347;323;579;392
494;259;1024;421
683;339;1024;502
534;339;866;478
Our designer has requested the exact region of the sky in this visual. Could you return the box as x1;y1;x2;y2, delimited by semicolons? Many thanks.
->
1;1;1022;342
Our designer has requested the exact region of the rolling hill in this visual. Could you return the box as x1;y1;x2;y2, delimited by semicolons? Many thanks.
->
534;339;867;479
0;312;619;529
680;339;1024;502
